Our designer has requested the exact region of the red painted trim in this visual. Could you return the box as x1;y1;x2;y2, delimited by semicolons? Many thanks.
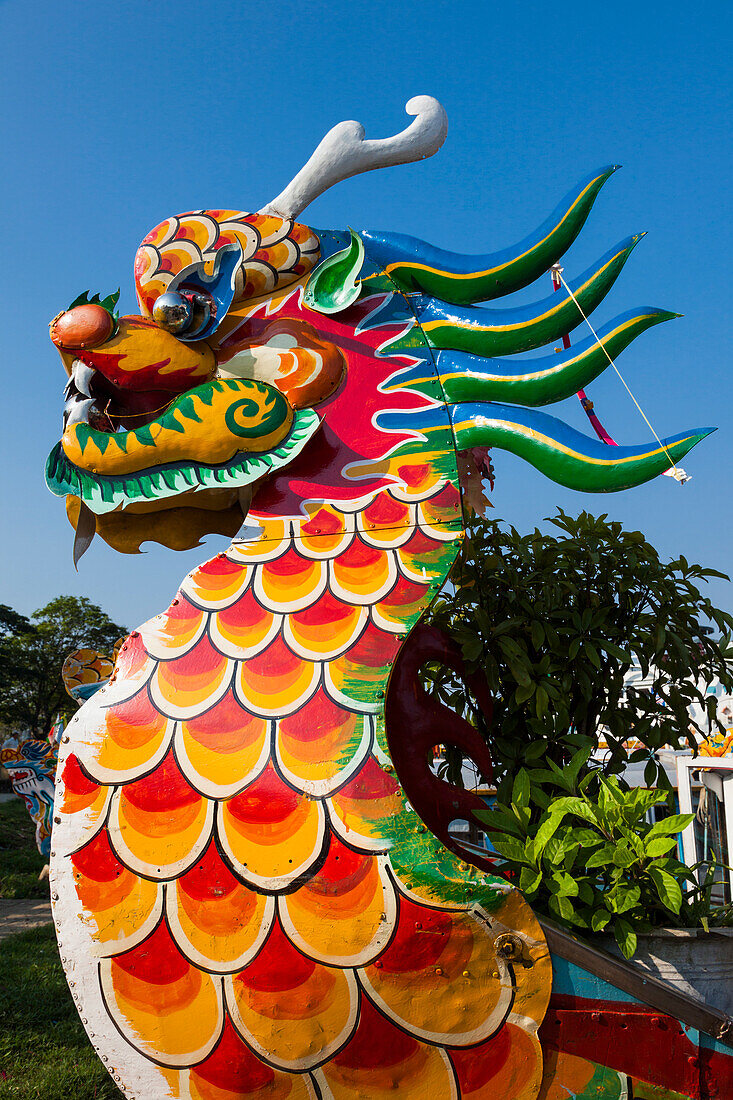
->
541;995;733;1100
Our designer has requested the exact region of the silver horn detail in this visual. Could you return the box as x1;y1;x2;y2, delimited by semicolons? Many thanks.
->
259;95;448;219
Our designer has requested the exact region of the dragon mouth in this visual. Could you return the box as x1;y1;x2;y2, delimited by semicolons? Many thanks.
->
48;377;321;516
63;358;178;433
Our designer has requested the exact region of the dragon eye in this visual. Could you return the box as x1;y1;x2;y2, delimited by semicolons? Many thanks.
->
152;291;193;334
153;288;213;339
50;303;115;350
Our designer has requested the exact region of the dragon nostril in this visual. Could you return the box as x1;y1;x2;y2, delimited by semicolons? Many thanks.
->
51;304;114;350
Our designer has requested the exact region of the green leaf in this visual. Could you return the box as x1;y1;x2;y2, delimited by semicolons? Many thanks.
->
644;757;658;786
585;843;614;868
645;836;678;858
534;813;564;854
512;769;530;809
519;867;542;894
474;807;523;836
303;230;364;314
544;836;572;865
514;681;535;705
611;843;638;869
489;835;530;864
648;867;683;914
591;909;611;932
553;871;579;897
647;814;695;839
614;918;638;959
609;885;641;914
549;894;576;921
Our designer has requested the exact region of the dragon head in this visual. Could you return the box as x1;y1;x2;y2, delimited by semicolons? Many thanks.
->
46;96;712;562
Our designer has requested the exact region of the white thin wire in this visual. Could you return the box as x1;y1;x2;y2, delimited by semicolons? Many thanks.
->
554;268;681;477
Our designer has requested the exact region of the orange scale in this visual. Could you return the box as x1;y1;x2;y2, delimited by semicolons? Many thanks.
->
254;550;327;613
449;1022;543;1100
359;493;414;548
87;686;172;782
418;486;462;540
276;689;370;794
153;634;233;719
109;749;213;878
420;479;461;519
168;840;275;972
393;462;446;500
280;835;397;967
234;634;320;718
396;524;459;583
284;590;367;660
326;620;402;706
225;921;358;1071
209;590;281;659
70;827;162;953
258;239;297;271
176;690;271;797
218;764;325;890
298;505;353;559
242;265;275;299
328;756;401;852
101;920;224;1067
183;1018;316;1100
58;753;109;825
371;572;432;634
330;540;397;605
361;894;511;1046
183;555;253;609
317;994;456;1099
140;595;207;659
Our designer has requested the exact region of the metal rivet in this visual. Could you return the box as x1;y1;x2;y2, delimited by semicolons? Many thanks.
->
54;816;61;824
435;967;443;975
462;971;470;978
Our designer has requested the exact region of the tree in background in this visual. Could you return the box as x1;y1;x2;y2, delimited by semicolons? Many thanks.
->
425;510;733;949
427;509;733;799
0;596;127;737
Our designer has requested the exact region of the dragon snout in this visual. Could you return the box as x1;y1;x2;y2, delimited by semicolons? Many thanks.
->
51;303;115;351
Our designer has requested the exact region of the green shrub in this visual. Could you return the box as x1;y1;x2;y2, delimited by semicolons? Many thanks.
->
476;749;732;956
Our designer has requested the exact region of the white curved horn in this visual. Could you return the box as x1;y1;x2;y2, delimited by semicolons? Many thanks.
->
259;95;448;219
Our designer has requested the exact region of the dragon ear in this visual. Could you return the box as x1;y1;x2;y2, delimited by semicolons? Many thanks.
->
304;230;364;314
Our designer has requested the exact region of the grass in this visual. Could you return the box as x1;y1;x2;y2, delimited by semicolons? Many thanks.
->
0;926;123;1099
0;799;48;899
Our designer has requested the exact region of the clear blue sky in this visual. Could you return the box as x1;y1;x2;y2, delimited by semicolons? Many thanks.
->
1;0;730;630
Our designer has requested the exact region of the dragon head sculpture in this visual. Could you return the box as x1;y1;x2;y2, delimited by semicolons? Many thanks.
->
46;95;711;563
